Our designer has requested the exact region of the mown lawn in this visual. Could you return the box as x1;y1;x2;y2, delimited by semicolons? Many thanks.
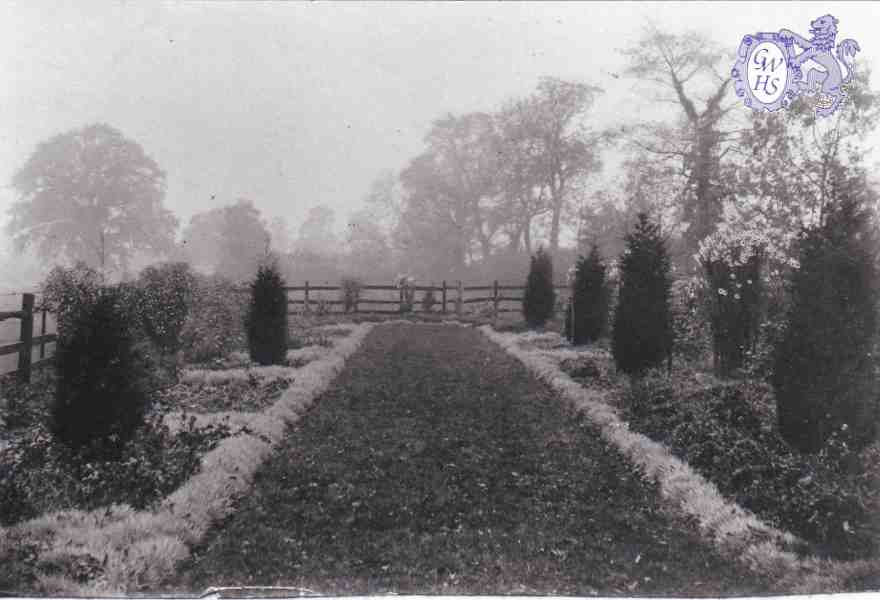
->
168;323;771;595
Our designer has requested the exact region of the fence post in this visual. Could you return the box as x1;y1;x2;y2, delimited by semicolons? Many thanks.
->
441;280;447;314
40;308;47;359
456;280;463;317
493;280;499;321
17;293;34;384
304;281;310;314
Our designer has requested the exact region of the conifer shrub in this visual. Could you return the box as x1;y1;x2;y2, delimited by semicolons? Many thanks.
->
565;244;609;345
246;262;288;365
522;246;556;328
51;284;150;454
612;213;673;375
772;199;880;453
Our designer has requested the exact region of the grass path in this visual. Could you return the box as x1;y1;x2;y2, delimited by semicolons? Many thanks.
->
168;324;771;595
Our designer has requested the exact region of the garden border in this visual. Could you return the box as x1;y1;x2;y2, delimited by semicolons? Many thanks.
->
0;323;375;594
477;326;880;594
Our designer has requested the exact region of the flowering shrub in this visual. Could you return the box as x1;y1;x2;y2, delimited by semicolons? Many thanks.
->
697;230;767;376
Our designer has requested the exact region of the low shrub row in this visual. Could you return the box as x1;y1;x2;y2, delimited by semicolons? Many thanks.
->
0;413;230;527
622;373;880;560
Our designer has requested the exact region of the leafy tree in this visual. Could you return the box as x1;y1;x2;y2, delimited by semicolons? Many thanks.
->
246;261;288;365
612;213;673;374
343;208;393;281
565;244;609;345
51;284;149;454
7;123;177;274
772;197;880;453
522;246;555;328
516;78;604;254
181;199;271;281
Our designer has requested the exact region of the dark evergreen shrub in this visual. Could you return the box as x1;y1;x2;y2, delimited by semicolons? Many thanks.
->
246;262;288;365
700;239;765;376
772;199;880;453
612;213;673;374
51;285;150;454
522;246;556;328
565;244;609;345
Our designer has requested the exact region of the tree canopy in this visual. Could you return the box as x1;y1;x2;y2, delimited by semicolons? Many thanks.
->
7;123;177;275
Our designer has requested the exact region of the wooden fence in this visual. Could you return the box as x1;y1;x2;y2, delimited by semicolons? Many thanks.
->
0;293;56;383
285;280;570;317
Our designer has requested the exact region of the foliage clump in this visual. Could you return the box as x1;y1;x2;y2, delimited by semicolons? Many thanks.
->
565;244;609;345
522;246;556;328
137;262;196;371
246;262;289;365
772;199;880;453
698;231;766;376
421;288;437;312
0;413;229;526
181;274;247;363
612;213;673;374
49;282;150;453
339;277;362;313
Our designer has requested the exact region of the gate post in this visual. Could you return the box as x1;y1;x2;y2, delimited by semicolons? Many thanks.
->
456;280;463;317
493;280;499;321
441;280;447;314
304;281;310;314
18;293;34;384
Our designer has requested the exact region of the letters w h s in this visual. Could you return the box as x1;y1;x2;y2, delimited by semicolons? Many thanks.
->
752;48;784;94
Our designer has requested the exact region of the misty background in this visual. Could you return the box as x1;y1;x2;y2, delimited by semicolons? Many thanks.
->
2;1;879;292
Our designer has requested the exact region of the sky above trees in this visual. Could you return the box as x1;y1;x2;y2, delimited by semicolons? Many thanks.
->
1;2;879;270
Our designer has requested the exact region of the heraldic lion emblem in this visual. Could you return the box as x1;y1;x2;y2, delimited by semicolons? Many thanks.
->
778;15;860;116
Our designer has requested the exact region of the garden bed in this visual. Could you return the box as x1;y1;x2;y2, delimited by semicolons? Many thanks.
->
167;323;767;596
620;371;880;561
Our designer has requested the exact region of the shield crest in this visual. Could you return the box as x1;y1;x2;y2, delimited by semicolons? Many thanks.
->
732;33;799;113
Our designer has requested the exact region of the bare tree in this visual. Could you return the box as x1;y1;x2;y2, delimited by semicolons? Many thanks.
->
621;27;741;264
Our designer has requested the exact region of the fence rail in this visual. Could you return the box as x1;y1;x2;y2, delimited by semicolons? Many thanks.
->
0;293;56;383
284;280;570;318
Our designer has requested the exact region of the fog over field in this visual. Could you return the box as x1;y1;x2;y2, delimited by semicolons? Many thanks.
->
1;1;879;290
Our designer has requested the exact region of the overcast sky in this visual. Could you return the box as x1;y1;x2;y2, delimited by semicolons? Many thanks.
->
2;1;879;247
